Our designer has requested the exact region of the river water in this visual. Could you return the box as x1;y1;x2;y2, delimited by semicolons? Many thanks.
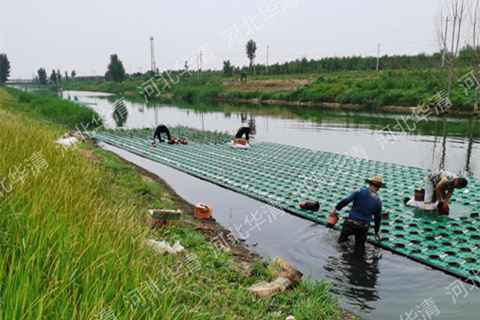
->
62;90;480;319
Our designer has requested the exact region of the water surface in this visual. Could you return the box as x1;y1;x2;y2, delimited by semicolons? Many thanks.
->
64;90;480;319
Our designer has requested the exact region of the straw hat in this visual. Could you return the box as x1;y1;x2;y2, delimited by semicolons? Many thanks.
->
365;176;386;188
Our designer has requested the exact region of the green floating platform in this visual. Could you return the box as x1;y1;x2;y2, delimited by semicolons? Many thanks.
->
87;130;480;284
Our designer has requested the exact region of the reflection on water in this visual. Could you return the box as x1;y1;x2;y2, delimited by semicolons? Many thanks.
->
324;245;381;311
113;100;129;127
439;115;448;171
59;90;480;179
465;116;478;176
248;117;256;135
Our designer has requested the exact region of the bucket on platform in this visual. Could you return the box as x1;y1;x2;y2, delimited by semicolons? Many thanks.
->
234;138;247;145
299;201;320;211
414;188;425;201
437;202;450;214
327;214;338;227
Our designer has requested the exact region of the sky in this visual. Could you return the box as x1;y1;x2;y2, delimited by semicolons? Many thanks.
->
1;0;446;79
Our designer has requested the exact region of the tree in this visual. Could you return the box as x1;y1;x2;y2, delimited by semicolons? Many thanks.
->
107;54;126;83
0;53;11;83
65;71;69;82
441;0;468;102
50;69;57;84
222;60;233;77
471;0;480;113
246;40;257;75
104;70;111;81
57;69;62;83
71;70;76;81
37;68;47;85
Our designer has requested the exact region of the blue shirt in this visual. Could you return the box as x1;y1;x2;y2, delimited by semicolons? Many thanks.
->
335;187;382;233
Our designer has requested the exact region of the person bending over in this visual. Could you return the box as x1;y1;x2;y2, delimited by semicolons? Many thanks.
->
152;124;172;147
235;126;251;141
423;170;468;211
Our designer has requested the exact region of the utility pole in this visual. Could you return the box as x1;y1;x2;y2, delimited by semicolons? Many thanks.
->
200;51;203;73
376;43;380;71
196;55;200;78
266;45;269;76
442;17;449;68
150;37;157;74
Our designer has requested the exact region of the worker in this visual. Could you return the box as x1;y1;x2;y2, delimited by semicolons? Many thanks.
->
423;170;468;211
152;124;172;147
235;125;251;141
329;176;385;246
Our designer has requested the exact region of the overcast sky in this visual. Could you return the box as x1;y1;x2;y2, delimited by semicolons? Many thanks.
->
1;0;444;79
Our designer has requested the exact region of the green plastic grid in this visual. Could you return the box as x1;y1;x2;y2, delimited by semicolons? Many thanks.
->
87;130;480;284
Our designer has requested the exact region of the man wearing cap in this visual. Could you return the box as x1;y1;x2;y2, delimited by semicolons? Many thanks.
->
329;176;385;246
423;170;468;212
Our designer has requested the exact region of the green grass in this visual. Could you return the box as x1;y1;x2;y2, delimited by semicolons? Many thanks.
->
0;87;354;319
61;68;479;110
3;87;102;130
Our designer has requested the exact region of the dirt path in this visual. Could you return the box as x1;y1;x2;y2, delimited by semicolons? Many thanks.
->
223;78;315;92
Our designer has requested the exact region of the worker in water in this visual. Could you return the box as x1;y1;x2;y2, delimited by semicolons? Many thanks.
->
152;124;172;147
235;125;251;141
329;176;385;246
423;170;468;211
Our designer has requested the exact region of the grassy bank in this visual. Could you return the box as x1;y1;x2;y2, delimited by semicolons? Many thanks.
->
0;87;355;319
3;87;102;129
61;68;478;110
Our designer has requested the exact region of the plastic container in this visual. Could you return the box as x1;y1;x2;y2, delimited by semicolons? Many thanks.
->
437;202;450;214
194;202;213;219
234;138;247;145
327;214;338;227
299;201;320;211
414;188;425;201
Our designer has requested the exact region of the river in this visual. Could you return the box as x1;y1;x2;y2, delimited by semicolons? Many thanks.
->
62;90;480;320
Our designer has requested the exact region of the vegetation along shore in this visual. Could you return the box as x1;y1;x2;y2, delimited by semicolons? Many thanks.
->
0;86;358;319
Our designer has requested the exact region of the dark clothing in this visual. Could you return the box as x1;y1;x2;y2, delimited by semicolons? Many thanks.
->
153;125;171;142
335;187;382;234
339;219;370;246
235;127;250;140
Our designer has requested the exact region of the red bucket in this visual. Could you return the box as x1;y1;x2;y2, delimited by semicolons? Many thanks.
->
438;202;450;214
299;201;320;211
327;215;338;227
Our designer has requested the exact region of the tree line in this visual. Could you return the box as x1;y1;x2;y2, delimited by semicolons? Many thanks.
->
220;45;480;77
